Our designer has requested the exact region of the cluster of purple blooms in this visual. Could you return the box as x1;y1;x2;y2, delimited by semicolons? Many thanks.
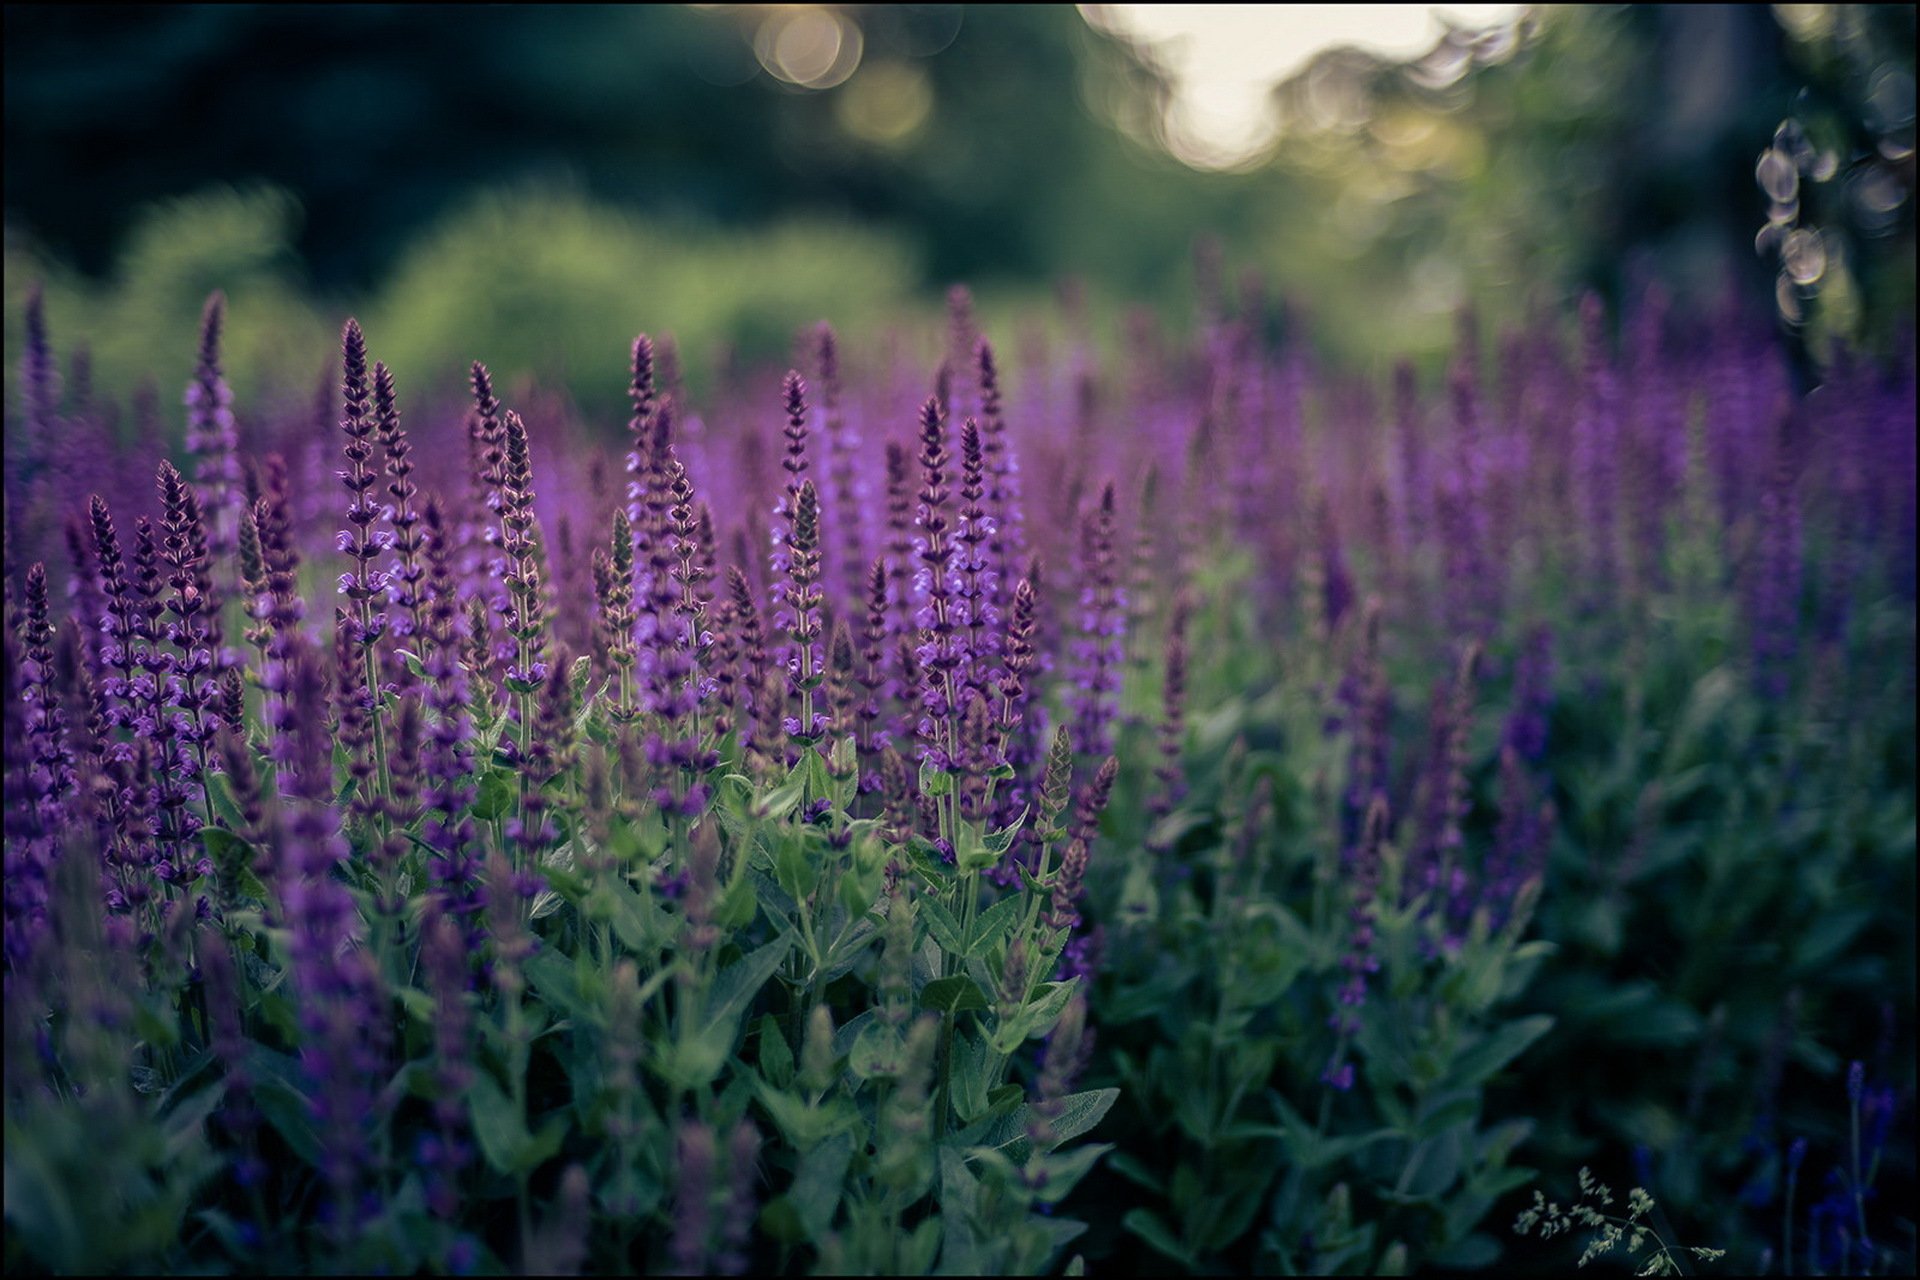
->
1;274;1913;1260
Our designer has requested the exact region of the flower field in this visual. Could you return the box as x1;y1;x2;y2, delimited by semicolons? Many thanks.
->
3;280;1913;1275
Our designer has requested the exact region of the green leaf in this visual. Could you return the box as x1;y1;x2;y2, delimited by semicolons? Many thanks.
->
921;975;990;1014
789;1132;852;1241
468;1072;531;1175
250;1080;324;1169
393;986;437;1025
906;835;954;880
965;894;1024;958
758;1016;795;1089
717;873;759;930
755;779;806;821
1031;1143;1113;1204
160;1081;228;1161
971;1087;1118;1159
471;768;516;821
773;832;819;901
600;876;666;952
519;1115;569;1173
525;951;597;1027
1792;907;1873;974
1123;1208;1200;1270
703;936;790;1040
919;896;967;956
1443;1015;1554;1091
798;746;834;799
955;820;999;874
919;758;955;796
199;827;254;873
1429;1233;1502;1269
1413;1090;1481;1141
1108;1150;1167;1194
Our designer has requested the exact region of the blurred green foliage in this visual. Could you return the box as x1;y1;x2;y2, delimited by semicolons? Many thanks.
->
2;189;921;422
3;4;1913;414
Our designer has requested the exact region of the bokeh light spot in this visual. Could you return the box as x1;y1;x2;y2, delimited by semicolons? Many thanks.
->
1755;147;1799;204
836;61;933;145
1782;227;1827;284
755;7;863;90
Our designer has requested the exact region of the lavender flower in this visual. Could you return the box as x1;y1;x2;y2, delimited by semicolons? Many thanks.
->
374;361;428;654
883;439;917;652
1146;591;1191;841
912;396;962;773
335;320;390;649
954;418;1001;707
1503;622;1555;762
667;1118;718;1276
1066;482;1125;760
185;292;242;592
1324;796;1390;1091
1410;644;1479;945
498;410;553;693
815;323;869;606
20;563;76;822
420;499;481;937
1048;755;1117;978
975;338;1027;608
715;1120;763;1276
275;632;388;1223
594;508;640;722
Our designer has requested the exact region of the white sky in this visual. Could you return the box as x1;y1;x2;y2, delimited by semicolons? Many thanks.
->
1087;4;1526;167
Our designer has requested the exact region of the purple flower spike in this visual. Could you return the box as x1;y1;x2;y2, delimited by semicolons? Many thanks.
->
1067;482;1125;761
184;292;242;594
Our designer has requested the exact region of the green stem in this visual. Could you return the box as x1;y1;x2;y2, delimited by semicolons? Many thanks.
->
506;986;533;1269
1852;1086;1870;1255
1785;1157;1799;1277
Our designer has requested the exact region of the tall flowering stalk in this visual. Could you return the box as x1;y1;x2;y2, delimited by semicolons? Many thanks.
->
781;479;827;754
274;633;388;1233
621;336;658;653
815;323;869;607
1145;591;1190;845
1325;796;1389;1090
911;396;963;811
954;418;1000;710
854;557;892;785
1067;481;1125;762
594;509;640;723
87;496;142;733
1044;753;1118;979
335;321;390;816
184;292;242;595
1411;644;1480;946
467;361;511;627
418;498;480;939
666;452;716;752
765;370;813;751
883;440;917;660
498;409;552;690
374;361;428;661
975;338;1026;613
12;566;72;944
156;462;221;821
1339;598;1391;849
